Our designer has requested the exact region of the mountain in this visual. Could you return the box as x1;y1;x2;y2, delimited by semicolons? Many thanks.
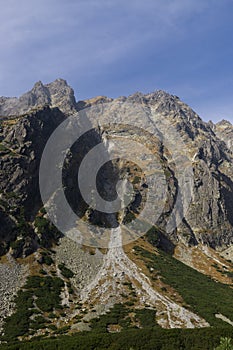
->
0;80;232;345
0;79;76;116
210;119;233;151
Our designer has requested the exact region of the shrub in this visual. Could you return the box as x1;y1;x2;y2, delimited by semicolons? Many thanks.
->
215;337;233;350
58;263;74;279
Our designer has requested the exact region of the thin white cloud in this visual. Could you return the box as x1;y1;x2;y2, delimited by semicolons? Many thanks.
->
0;0;212;71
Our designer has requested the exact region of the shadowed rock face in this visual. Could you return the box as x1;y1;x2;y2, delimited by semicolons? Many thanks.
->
0;80;233;258
0;107;67;256
0;106;118;256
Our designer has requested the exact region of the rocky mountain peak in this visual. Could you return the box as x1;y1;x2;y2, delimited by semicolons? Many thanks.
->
32;80;44;89
217;119;232;127
0;79;77;117
211;119;233;151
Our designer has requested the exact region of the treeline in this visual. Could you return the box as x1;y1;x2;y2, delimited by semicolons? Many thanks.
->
0;327;233;350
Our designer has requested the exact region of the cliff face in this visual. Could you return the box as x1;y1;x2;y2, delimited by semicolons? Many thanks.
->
77;91;233;249
0;79;77;256
0;107;66;256
0;80;233;256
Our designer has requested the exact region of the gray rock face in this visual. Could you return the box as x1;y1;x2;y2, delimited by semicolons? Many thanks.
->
211;119;233;152
0;106;67;256
0;79;77;116
0;104;117;255
0;254;29;332
81;90;233;249
0;80;232;255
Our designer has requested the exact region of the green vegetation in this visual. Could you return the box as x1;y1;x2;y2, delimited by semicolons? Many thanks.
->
0;328;233;350
2;290;34;341
34;217;48;231
214;337;233;350
90;304;130;332
4;191;19;199
58;263;74;279
25;276;64;312
134;246;233;327
2;276;64;341
0;143;7;152
10;239;24;251
40;250;54;266
132;175;141;184
34;216;62;247
16;207;31;237
134;308;158;328
145;226;160;246
123;211;136;224
0;143;11;153
89;303;160;333
30;316;47;331
0;142;17;157
43;255;54;266
1;225;233;348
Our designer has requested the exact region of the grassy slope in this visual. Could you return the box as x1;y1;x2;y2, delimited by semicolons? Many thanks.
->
134;245;233;327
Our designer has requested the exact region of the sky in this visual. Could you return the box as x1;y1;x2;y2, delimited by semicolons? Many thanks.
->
0;0;233;123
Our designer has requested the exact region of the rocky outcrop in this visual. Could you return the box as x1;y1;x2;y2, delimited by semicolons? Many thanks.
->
0;79;77;116
210;119;233;152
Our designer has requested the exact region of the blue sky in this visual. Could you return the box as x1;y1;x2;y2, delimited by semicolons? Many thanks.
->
1;0;233;123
